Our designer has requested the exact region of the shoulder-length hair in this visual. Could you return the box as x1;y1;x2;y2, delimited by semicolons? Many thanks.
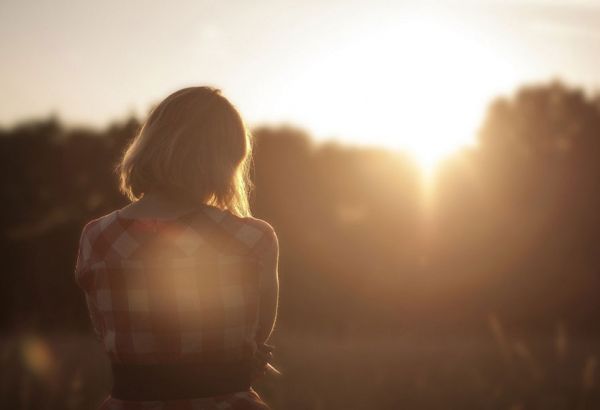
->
117;86;253;217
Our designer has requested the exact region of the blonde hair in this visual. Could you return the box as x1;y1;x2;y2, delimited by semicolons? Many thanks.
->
117;86;253;217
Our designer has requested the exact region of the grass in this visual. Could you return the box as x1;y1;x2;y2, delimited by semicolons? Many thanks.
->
1;322;599;409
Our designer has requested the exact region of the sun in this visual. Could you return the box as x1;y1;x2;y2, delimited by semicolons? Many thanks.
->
283;12;515;175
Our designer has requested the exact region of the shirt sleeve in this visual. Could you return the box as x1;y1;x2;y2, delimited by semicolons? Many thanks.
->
242;218;279;291
257;224;279;292
74;222;104;340
74;222;93;288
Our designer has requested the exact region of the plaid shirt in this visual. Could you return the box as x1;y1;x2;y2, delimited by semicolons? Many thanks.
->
75;205;276;409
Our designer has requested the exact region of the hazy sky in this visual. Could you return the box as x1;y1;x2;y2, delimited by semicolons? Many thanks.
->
2;0;600;152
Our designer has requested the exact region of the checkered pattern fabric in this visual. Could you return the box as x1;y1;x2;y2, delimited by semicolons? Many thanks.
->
75;205;276;409
98;389;269;410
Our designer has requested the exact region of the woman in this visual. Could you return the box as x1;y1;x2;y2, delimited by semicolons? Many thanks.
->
74;87;279;410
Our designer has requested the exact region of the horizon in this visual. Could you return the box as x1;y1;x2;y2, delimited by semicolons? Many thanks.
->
3;0;600;167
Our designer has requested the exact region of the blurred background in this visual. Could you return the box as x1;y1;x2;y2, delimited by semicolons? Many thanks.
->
1;0;600;409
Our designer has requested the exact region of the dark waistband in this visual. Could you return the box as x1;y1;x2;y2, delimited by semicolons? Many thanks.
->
110;361;252;401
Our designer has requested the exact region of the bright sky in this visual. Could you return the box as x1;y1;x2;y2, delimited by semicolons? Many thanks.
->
2;0;600;166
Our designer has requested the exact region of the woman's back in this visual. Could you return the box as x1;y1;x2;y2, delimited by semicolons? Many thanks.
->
75;86;279;409
75;203;276;409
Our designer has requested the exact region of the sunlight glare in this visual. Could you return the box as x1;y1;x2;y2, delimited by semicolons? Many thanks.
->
286;12;515;175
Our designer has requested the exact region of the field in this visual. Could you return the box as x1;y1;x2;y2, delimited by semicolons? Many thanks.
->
2;323;599;409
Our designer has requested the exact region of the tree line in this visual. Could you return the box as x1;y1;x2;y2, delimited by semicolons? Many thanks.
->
1;80;599;337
